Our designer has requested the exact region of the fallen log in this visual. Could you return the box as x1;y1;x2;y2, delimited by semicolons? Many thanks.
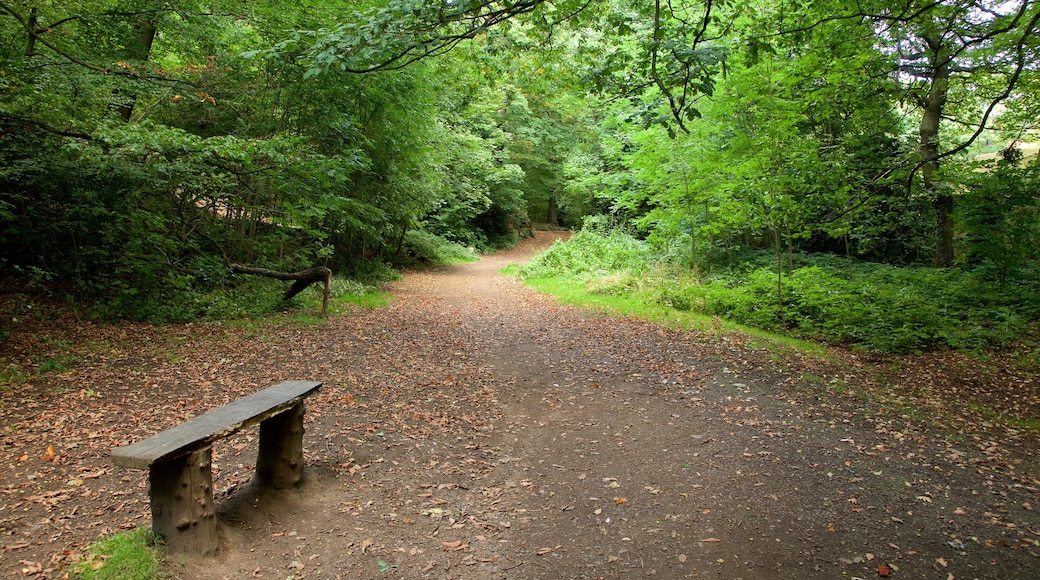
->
230;264;332;316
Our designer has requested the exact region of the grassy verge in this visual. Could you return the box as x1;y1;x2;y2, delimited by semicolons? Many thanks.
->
72;528;160;580
521;275;827;358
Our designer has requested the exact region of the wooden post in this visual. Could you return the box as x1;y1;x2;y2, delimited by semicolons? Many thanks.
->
148;446;218;556
255;402;306;488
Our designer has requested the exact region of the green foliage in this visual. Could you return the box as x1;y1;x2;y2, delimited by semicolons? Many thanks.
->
72;527;160;580
523;271;822;356
193;278;289;321
398;230;480;266
665;257;1037;352
530;227;1039;352
520;225;654;280
0;364;30;390
957;155;1040;285
2;0;1039;335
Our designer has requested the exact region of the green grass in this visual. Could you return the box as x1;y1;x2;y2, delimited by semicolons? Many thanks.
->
191;275;387;322
522;275;826;358
966;402;1040;432
72;528;160;580
335;289;390;309
0;364;30;389
37;355;73;374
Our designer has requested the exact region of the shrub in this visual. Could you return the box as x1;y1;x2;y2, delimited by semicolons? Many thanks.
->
520;229;654;279
398;230;479;266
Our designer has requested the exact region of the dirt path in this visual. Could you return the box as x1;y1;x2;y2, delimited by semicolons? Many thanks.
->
1;231;1038;578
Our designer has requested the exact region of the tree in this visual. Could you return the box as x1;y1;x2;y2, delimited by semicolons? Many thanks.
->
780;0;1040;266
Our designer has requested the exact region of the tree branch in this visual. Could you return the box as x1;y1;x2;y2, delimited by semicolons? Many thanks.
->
0;1;193;86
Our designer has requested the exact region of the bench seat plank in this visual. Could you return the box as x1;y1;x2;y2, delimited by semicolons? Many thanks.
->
111;380;322;470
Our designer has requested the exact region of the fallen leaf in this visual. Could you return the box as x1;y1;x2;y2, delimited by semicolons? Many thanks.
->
41;445;55;462
878;563;891;577
441;541;467;551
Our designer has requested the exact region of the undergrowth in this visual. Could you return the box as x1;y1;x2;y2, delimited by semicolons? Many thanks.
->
84;271;391;323
520;228;1040;353
398;230;480;266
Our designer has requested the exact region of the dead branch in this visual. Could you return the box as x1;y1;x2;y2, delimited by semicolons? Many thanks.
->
230;264;332;316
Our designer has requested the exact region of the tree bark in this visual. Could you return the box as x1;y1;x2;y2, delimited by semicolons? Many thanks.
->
547;195;559;226
230;264;332;316
116;12;158;121
24;7;36;56
918;33;953;268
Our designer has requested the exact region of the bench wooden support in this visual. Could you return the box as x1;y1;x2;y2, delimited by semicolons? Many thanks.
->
149;446;218;555
256;401;306;488
112;380;322;556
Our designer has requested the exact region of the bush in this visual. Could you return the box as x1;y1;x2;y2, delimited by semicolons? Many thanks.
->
520;229;654;279
398;230;480;266
672;260;1034;352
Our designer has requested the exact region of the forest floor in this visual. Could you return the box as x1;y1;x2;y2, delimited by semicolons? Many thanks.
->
1;231;1039;579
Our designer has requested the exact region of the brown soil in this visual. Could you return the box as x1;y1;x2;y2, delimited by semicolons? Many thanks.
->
1;231;1038;579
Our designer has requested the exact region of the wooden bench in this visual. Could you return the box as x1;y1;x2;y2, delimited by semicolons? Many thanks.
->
111;380;322;555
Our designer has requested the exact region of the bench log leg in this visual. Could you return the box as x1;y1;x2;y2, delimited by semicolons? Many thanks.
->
256;402;306;488
148;446;218;556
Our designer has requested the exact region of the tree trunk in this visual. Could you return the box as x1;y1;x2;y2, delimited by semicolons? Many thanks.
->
547;196;559;226
230;264;332;315
919;34;954;268
116;12;158;121
773;226;784;322
24;8;37;56
705;200;713;276
393;223;408;261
